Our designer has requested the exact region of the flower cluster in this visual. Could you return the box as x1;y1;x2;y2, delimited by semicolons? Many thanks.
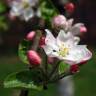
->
25;15;92;74
52;15;87;35
9;0;40;21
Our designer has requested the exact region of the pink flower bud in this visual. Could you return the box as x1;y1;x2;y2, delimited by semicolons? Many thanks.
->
39;36;45;48
52;15;67;29
27;50;41;66
80;26;87;33
65;3;75;13
26;31;36;41
70;64;79;74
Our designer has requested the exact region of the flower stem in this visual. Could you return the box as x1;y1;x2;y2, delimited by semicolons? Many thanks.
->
49;61;61;80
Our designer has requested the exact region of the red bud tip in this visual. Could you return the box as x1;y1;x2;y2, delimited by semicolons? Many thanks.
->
65;3;75;13
70;64;79;74
27;50;41;65
80;26;87;33
26;31;36;41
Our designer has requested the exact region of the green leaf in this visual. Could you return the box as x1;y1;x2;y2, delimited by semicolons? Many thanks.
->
18;39;31;64
59;62;70;74
40;1;58;27
4;69;43;90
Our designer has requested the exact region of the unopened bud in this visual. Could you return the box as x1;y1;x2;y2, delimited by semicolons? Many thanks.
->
27;50;41;65
80;26;87;33
26;31;36;41
70;64;79;74
52;15;67;29
65;3;75;13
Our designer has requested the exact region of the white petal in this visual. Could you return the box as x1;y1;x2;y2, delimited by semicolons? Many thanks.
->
74;37;80;45
70;23;84;35
63;45;92;65
45;29;56;46
57;30;77;47
43;45;59;57
57;30;72;43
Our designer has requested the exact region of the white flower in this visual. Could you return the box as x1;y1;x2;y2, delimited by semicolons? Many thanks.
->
10;0;39;21
43;29;92;65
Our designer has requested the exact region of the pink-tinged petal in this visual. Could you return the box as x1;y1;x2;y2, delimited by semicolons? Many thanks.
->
63;45;92;65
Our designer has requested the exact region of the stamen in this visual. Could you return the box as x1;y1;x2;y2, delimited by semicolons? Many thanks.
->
58;44;69;57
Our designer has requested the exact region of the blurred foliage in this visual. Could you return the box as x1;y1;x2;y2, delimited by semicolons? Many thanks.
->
40;0;58;28
0;1;8;31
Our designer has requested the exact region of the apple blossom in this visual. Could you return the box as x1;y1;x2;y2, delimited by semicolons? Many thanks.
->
43;29;92;65
9;0;39;21
52;15;87;35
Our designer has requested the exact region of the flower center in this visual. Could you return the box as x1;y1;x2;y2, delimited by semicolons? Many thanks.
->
58;44;69;57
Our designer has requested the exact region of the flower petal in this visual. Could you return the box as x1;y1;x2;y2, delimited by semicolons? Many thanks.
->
43;45;59;57
63;45;92;65
70;23;84;35
45;29;56;46
57;30;72;43
56;30;79;47
66;18;74;30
